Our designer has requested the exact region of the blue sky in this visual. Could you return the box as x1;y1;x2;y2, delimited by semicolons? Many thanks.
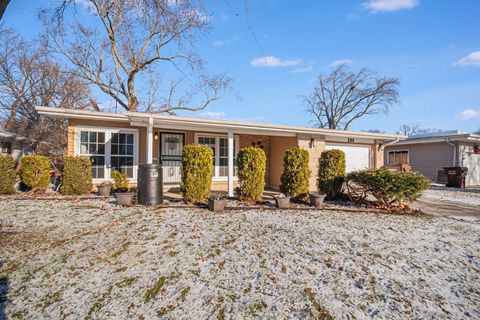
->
3;0;480;133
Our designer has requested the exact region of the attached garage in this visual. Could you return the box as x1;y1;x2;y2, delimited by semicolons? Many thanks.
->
325;144;371;173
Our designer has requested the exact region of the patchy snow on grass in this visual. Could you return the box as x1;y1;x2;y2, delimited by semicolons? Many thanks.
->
422;186;480;206
1;198;479;319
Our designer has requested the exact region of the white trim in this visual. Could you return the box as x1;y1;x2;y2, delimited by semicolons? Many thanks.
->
386;149;410;165
146;116;154;164
194;132;240;181
36;107;404;141
74;126;139;183
227;131;234;197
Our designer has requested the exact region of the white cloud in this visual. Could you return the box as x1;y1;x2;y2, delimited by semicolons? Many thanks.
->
74;0;95;11
457;108;480;120
330;59;353;67
197;111;226;119
362;0;419;13
250;56;301;68
212;35;240;46
453;51;480;67
347;13;360;21
291;66;313;74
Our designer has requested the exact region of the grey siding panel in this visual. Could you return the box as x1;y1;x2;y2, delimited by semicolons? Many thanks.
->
385;142;454;181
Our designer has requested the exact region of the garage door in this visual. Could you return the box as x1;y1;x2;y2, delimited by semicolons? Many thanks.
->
325;144;370;172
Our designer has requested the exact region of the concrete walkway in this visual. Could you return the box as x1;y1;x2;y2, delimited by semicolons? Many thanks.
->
412;197;480;222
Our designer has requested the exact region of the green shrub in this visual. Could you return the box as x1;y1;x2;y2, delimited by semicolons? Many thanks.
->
20;156;51;192
318;149;346;199
60;156;93;195
236;146;266;202
280;147;311;198
111;170;130;192
180;144;213;203
346;168;431;207
0;155;17;194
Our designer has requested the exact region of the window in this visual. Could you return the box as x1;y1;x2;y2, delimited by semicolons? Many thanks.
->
111;133;134;177
76;128;138;181
388;150;408;165
0;140;12;155
219;137;236;176
196;134;238;179
80;131;106;179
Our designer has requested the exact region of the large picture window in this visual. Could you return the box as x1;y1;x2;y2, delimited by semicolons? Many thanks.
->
388;150;409;165
111;133;134;177
76;128;138;181
196;134;238;179
80;131;105;179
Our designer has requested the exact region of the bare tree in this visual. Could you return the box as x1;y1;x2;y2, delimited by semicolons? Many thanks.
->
396;123;440;136
0;27;91;159
0;0;9;21
305;63;399;130
42;0;230;113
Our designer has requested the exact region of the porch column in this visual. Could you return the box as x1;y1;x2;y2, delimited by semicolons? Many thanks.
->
146;116;154;164
228;131;234;197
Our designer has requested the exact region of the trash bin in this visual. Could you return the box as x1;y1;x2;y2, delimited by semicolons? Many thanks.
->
137;163;163;205
443;166;468;189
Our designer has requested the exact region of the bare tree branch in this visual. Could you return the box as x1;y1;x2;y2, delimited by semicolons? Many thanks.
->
42;0;230;113
304;63;400;130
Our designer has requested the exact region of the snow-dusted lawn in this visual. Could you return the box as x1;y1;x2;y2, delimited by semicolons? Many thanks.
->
1;198;479;319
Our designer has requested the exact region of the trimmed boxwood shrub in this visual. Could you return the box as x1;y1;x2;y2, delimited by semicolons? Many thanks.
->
0;155;17;194
280;147;311;198
61;156;93;195
346;168;431;207
236;146;266;202
318;149;346;199
20;155;51;192
180;144;213;203
111;170;131;192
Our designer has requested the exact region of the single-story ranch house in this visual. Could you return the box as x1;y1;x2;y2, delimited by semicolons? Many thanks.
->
0;129;32;161
37;106;404;196
384;130;480;186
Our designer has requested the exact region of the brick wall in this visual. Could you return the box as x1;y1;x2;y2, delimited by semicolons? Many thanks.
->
297;134;326;192
239;134;271;186
268;136;298;189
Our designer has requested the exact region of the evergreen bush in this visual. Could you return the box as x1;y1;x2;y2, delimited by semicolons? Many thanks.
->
20;156;51;193
346;168;431;207
280;147;311;198
236;146;266;202
180;144;213;203
111;170;131;192
61;156;93;195
318;149;346;199
0;155;17;194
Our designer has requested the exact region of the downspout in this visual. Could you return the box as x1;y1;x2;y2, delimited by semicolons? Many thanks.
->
445;138;457;166
382;137;401;149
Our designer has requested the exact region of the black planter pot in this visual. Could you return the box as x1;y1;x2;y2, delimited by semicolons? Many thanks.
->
309;192;326;208
98;185;112;197
208;198;227;212
116;192;134;206
274;196;290;209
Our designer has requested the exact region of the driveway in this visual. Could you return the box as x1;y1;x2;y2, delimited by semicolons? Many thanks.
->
412;186;480;222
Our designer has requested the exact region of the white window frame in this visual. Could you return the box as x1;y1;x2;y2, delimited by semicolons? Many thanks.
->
195;133;239;181
387;149;409;165
74;126;139;183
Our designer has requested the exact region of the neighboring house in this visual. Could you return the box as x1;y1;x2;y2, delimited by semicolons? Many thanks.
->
0;129;32;161
37;106;404;195
384;130;480;186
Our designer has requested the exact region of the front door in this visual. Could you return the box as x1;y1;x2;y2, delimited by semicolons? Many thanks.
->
160;132;184;184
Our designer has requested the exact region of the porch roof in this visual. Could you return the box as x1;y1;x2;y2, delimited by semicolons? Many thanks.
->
36;106;404;141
